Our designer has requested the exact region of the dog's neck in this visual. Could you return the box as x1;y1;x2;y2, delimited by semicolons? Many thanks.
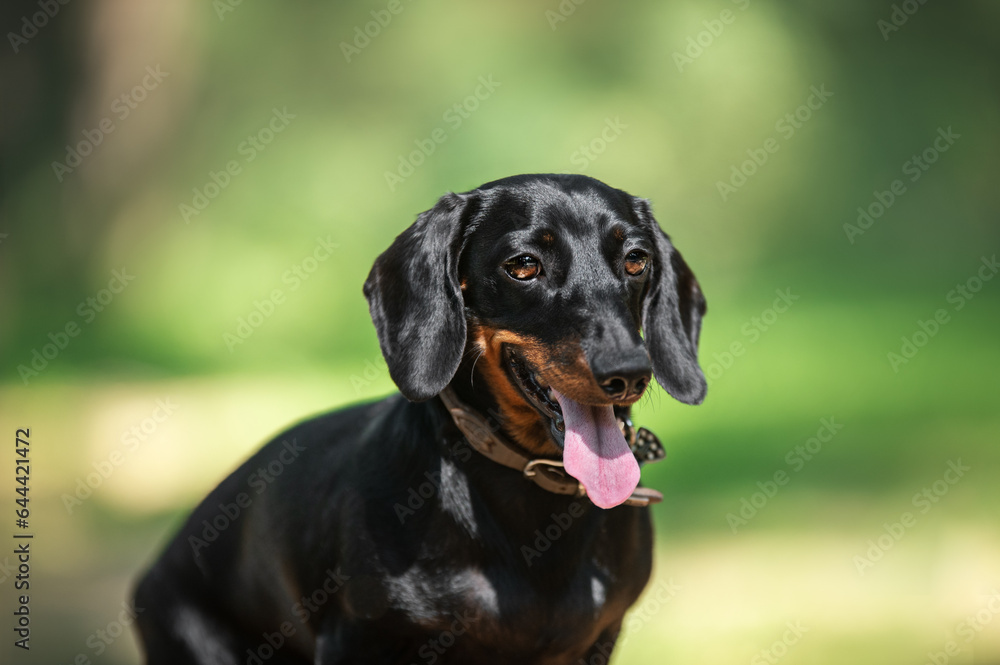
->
449;352;564;459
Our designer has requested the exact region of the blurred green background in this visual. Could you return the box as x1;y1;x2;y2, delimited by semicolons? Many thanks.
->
2;0;999;663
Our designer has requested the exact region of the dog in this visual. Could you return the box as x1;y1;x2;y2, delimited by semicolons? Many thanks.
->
134;173;707;664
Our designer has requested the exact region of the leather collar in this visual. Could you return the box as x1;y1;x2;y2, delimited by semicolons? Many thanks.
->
439;387;665;508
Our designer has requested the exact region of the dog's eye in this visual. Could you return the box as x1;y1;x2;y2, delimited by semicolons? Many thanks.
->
624;250;648;276
504;255;541;281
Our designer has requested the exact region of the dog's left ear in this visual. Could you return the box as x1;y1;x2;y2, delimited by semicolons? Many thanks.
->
632;197;708;405
364;193;473;402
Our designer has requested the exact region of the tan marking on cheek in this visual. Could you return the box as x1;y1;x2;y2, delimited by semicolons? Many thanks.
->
468;325;637;451
468;325;557;455
518;342;609;406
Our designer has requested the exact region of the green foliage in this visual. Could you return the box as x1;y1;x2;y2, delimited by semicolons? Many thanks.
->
2;1;998;662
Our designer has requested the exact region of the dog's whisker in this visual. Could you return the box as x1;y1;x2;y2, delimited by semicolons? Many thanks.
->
468;346;486;388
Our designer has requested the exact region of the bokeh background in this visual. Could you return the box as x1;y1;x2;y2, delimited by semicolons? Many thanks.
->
2;0;999;663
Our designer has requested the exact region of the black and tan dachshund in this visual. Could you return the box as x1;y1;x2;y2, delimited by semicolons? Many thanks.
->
134;174;707;664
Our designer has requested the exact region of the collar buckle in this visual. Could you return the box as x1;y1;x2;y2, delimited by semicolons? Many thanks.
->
522;457;565;478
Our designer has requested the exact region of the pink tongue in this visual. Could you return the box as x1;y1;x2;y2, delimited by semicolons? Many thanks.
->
552;389;640;509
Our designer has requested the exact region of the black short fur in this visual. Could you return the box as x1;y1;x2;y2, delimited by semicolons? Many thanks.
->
134;174;706;664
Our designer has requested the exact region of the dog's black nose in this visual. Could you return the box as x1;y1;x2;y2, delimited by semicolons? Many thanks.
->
595;355;652;401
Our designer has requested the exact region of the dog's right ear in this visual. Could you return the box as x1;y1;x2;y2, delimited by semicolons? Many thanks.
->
363;193;473;402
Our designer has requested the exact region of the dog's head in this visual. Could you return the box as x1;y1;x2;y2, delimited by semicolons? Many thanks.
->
364;174;706;507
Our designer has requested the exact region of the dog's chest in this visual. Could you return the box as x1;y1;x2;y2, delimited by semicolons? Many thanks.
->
388;560;629;658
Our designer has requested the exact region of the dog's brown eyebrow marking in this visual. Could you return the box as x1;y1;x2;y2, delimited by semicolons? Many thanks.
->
540;232;554;245
613;226;625;242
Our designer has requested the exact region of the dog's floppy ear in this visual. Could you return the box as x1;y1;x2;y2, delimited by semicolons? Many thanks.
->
363;193;472;402
633;197;708;405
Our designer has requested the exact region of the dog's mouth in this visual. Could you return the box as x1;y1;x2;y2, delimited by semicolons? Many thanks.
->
502;346;641;509
504;346;566;446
